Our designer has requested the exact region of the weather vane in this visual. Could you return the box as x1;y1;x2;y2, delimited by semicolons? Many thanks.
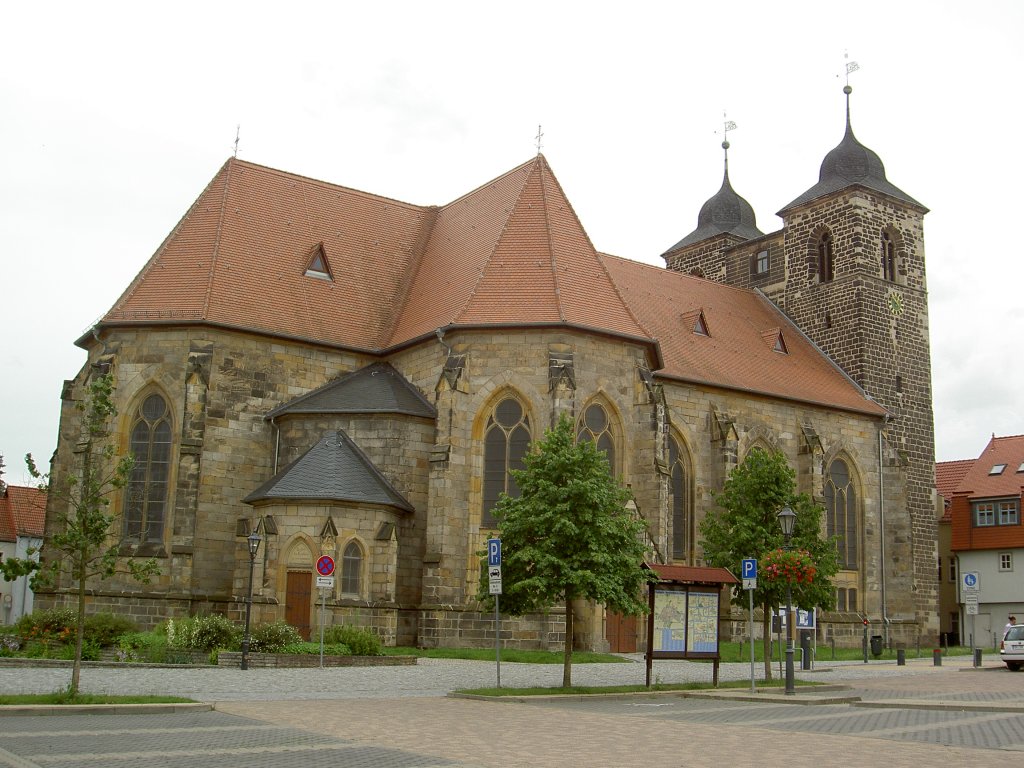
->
842;51;860;86
535;124;544;155
233;125;241;158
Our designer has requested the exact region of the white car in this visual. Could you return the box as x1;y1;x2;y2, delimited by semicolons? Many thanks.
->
1000;625;1024;670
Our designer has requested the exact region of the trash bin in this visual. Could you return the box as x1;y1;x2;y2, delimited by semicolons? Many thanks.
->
932;648;942;666
896;648;906;665
870;634;883;657
800;632;812;670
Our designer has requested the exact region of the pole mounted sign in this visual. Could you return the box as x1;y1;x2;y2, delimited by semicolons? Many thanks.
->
741;558;757;590
317;555;335;576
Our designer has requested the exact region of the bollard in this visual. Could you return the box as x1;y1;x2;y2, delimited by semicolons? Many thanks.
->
897;648;906;666
974;647;983;668
933;648;942;666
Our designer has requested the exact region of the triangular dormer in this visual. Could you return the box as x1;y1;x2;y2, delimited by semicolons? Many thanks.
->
761;327;788;354
304;242;333;281
683;309;710;337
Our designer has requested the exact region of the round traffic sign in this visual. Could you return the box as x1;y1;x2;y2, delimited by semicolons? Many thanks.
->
316;555;335;576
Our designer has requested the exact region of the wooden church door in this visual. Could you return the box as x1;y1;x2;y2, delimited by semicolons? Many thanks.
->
285;571;312;640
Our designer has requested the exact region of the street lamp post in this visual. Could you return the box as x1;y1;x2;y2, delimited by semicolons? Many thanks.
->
777;505;796;696
240;530;262;671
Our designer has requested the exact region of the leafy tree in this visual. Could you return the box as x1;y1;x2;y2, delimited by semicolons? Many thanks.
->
699;447;838;680
480;413;654;687
0;373;159;694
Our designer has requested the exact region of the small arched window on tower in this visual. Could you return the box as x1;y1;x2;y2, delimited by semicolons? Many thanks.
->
817;232;834;283
881;231;897;282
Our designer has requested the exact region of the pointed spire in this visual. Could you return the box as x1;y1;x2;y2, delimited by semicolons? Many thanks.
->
663;119;762;253
778;81;926;214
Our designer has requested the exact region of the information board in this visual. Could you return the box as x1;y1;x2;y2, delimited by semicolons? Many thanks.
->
651;588;719;657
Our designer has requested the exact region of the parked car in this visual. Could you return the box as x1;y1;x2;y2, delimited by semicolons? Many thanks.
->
1000;625;1024;670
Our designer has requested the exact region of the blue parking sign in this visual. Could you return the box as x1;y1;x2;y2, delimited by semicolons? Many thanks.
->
741;559;757;579
488;538;501;567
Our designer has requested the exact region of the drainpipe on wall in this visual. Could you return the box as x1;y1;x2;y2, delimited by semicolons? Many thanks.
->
271;417;280;475
879;417;890;648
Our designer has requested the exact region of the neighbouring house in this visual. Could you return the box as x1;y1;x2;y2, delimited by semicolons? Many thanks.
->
38;85;939;650
936;458;973;645
949;434;1024;648
0;482;46;624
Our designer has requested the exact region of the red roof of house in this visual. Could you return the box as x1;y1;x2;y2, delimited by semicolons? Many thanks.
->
90;155;886;417
953;435;1024;499
0;485;46;542
936;459;975;521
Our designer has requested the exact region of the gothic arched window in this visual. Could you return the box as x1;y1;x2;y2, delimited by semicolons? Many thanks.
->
482;397;531;528
668;435;691;561
341;540;363;596
825;458;858;569
881;231;897;282
125;393;172;544
577;402;615;472
818;232;835;283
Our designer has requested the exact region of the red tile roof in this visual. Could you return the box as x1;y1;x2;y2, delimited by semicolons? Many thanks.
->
646;562;738;584
0;485;46;542
602;256;886;416
936;459;974;518
90;155;886;417
953;435;1024;499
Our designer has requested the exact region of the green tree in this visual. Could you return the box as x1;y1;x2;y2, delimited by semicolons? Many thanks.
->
480;413;655;687
1;373;159;694
698;447;838;680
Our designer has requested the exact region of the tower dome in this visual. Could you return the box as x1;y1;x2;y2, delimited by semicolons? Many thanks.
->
779;86;926;213
665;141;763;252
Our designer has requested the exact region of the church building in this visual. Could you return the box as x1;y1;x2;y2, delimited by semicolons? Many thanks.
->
40;86;938;650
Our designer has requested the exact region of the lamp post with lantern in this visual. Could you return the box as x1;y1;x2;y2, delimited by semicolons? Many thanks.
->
240;529;262;671
777;505;796;696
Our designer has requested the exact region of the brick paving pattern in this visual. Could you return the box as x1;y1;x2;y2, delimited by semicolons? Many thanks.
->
2;654;1024;767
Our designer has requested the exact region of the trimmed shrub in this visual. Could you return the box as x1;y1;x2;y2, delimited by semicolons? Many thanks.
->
83;613;138;647
117;632;169;663
169;614;240;652
279;641;351;655
250;621;302;652
321;625;383;656
15;608;76;642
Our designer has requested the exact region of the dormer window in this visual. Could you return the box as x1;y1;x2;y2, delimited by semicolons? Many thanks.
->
818;233;834;283
304;243;333;281
761;328;788;354
990;464;1007;475
684;309;710;336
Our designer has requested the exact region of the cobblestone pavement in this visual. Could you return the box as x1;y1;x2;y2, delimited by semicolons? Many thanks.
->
2;654;1024;767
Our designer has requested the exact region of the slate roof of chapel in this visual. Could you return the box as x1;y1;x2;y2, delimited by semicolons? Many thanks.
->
266;362;435;419
92;154;887;418
243;431;414;510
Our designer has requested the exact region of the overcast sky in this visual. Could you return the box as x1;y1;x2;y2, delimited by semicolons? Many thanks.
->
2;1;1020;483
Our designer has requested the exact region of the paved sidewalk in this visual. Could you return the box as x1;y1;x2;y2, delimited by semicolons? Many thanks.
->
2;654;1024;767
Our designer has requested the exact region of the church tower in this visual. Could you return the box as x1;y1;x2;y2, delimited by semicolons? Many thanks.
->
661;86;938;638
775;84;936;633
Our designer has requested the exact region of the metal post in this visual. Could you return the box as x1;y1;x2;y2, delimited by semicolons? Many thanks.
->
241;550;256;670
319;589;326;669
785;582;795;695
495;595;501;688
749;587;755;692
241;530;261;671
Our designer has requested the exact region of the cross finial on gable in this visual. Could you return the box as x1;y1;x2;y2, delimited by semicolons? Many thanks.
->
535;124;544;155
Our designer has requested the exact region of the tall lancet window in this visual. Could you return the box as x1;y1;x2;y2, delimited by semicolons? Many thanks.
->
125;393;172;544
482;397;531;528
818;232;835;283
